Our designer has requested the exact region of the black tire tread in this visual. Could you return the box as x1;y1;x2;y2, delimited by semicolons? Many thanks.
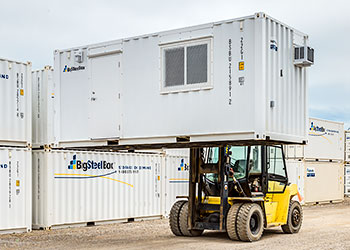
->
227;203;243;241
236;203;264;242
169;200;186;236
179;202;203;237
281;200;303;234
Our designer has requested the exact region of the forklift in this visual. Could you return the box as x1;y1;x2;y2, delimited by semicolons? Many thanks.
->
169;145;302;242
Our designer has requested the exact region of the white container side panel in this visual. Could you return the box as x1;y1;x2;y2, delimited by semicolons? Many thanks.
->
0;147;31;233
0;59;32;146
32;150;161;228
285;160;304;204
53;13;309;148
345;185;350;196
345;131;350;153
345;152;350;163
32;68;55;148
303;162;344;203
345;165;350;176
164;149;190;157
287;118;344;161
305;118;344;160
163;155;189;217
344;176;350;186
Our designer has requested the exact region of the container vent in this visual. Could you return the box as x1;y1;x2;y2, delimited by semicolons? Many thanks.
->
164;47;184;87
294;46;314;67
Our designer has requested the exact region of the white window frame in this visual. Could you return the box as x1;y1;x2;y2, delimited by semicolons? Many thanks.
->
160;38;213;94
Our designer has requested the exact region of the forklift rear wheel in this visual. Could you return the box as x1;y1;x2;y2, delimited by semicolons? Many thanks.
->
227;203;243;241
236;203;264;242
281;200;303;234
169;200;187;236
179;202;204;237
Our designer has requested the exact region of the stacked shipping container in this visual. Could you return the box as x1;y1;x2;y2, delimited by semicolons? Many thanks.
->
0;58;32;234
31;67;190;228
285;118;344;204
345;131;350;195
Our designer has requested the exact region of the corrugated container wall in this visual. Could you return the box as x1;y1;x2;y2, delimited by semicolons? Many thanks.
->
345;131;350;163
0;58;32;147
52;13;311;149
345;165;350;196
163;153;189;217
32;150;162;229
32;67;55;148
285;118;344;161
0;147;31;234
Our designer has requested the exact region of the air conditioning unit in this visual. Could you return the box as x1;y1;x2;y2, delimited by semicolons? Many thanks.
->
294;46;314;67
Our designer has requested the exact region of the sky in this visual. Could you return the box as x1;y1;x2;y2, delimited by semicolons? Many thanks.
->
0;0;349;128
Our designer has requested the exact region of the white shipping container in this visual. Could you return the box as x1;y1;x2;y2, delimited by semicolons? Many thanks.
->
286;118;344;161
345;176;350;186
0;147;31;234
163;154;189;217
285;160;304;204
50;13;311;149
0;58;32;147
345;152;350;163
32;67;55;148
345;185;350;196
345;165;350;176
32;150;162;229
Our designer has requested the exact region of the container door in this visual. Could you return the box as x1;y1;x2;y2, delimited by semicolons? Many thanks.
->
89;53;121;140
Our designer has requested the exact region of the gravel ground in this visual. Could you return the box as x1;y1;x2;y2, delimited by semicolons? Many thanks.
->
1;198;350;250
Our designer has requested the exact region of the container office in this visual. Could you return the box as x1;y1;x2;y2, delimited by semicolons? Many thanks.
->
32;150;162;229
0;147;31;234
49;12;313;149
0;58;32;147
285;118;344;161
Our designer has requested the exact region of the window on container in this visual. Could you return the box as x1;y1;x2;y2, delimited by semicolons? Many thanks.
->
187;44;208;84
163;41;209;89
164;47;185;87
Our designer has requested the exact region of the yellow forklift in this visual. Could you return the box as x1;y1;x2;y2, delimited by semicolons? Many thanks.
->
169;145;302;242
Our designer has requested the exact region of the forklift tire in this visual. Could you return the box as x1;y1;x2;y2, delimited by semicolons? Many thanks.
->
227;203;243;241
179;202;204;237
281;200;303;234
169;200;187;236
236;203;264;242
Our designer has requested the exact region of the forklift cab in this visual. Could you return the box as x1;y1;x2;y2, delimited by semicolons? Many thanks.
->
204;145;289;197
169;145;302;242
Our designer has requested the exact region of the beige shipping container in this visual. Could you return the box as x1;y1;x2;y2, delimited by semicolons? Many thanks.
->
303;162;344;204
286;160;344;204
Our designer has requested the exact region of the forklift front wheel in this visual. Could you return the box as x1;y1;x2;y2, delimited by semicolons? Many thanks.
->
236;203;264;242
169;200;187;236
179;202;204;237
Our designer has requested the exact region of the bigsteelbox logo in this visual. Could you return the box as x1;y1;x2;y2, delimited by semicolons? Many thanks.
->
0;163;8;169
0;74;9;80
309;122;325;133
68;155;114;171
63;65;85;73
178;159;189;171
